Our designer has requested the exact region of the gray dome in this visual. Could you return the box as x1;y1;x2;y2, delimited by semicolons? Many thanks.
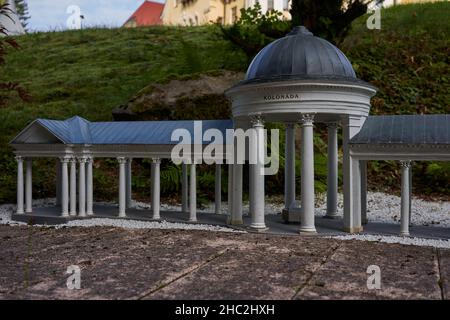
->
244;26;357;84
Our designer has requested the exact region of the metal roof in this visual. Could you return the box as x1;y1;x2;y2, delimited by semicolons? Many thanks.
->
242;26;358;85
11;116;234;145
350;115;450;146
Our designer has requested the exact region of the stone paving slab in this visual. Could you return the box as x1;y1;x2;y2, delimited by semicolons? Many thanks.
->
0;225;447;300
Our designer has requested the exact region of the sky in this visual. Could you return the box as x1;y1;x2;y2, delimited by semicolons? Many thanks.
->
27;0;165;32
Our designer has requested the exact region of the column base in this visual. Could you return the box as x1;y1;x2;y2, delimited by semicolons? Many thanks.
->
16;211;24;215
324;213;339;220
229;219;243;226
86;211;94;216
153;216;161;220
79;213;86;218
189;218;197;222
400;231;410;237
249;223;268;231
342;226;363;233
299;226;317;234
70;212;77;217
118;213;126;218
61;213;69;217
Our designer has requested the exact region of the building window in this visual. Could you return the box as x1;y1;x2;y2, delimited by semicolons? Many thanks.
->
231;6;238;24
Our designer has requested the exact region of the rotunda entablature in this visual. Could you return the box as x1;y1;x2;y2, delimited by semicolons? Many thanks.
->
225;79;377;123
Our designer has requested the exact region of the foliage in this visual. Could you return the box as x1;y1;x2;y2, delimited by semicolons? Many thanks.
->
221;2;291;59
0;2;29;106
14;0;29;29
290;0;378;44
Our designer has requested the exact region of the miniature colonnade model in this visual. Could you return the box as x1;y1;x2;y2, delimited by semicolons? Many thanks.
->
10;117;233;222
10;26;448;235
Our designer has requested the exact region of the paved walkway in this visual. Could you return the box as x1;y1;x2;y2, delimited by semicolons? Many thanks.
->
13;204;450;240
0;225;448;299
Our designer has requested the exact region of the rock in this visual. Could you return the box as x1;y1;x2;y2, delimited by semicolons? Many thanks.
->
112;70;245;121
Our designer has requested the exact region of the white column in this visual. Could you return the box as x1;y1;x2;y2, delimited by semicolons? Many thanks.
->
343;116;363;233
118;157;127;217
409;163;413;225
25;158;32;213
126;158;132;209
56;160;62;206
284;123;296;209
151;158;161;220
182;162;188;213
78;157;86;217
249;115;266;230
215;164;222;215
189;162;197;222
16;156;24;214
299;114;316;233
227;164;233;223
326;123;339;218
231;163;243;225
360;160;368;224
400;160;411;236
69;157;77;216
274;0;284;11
86;156;94;215
60;157;69;217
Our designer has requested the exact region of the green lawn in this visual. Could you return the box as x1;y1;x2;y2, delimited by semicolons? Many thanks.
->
0;2;448;203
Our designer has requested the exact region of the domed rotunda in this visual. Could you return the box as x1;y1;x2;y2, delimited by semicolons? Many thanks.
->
225;26;377;234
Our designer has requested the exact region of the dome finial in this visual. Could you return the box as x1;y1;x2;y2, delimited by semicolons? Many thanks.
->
288;26;313;36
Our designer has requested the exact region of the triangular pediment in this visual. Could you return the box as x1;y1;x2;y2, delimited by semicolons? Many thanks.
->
10;121;65;144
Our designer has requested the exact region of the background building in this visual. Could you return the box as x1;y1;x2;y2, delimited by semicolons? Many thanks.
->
123;0;164;27
161;0;291;26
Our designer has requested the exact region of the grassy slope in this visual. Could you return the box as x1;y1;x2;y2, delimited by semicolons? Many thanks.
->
0;3;448;203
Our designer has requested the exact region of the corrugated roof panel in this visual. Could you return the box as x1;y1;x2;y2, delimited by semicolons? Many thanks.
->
350;115;450;145
89;120;233;145
37;119;71;143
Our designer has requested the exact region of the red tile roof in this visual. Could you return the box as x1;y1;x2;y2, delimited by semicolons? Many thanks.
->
124;1;164;27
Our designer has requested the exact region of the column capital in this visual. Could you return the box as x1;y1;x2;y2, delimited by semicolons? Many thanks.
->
69;157;77;164
117;157;127;164
400;160;412;168
152;158;161;164
77;156;88;163
59;156;71;163
300;113;315;125
127;158;133;164
326;122;340;129
250;113;264;127
15;155;23;162
85;156;94;163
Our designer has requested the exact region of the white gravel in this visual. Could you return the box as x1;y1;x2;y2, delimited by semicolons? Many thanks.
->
61;218;239;232
331;234;450;249
1;192;448;247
